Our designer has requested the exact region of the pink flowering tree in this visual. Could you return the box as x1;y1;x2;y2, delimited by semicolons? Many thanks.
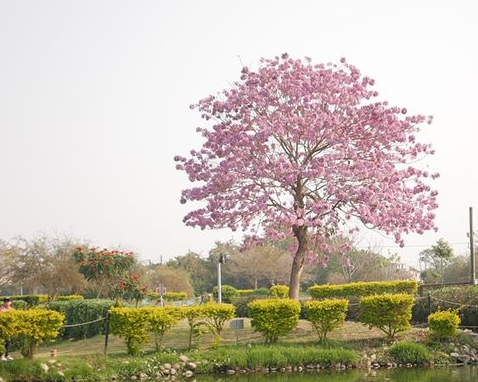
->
175;54;438;299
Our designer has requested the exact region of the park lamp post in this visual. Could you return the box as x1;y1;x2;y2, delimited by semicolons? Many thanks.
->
217;254;226;303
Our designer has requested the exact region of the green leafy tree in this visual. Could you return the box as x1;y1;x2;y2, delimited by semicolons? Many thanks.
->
145;264;194;297
167;252;215;295
419;239;454;283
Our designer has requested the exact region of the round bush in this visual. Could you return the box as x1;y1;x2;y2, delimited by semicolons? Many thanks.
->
304;299;348;341
212;285;239;303
428;310;460;340
359;293;414;339
269;285;289;298
248;298;300;343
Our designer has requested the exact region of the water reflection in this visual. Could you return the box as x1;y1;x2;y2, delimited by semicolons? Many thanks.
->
196;366;477;382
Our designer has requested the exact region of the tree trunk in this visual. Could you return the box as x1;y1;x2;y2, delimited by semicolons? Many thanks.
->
288;227;308;300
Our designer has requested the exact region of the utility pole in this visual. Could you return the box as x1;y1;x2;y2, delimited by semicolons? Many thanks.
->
470;207;476;285
217;254;225;303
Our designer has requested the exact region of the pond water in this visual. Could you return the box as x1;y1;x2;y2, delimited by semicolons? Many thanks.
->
196;366;477;382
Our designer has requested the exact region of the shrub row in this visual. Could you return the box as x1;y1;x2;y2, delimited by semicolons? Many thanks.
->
45;299;115;339
56;295;84;301
247;295;415;343
236;288;269;297
213;285;291;303
109;303;235;355
0;309;64;358
308;280;418;299
9;300;28;310
147;292;188;302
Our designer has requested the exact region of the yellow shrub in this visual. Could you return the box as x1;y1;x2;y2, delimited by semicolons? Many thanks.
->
142;306;183;350
163;292;188;302
428;310;461;340
304;299;348;341
248;298;300;343
181;305;207;349
359;293;414;339
109;307;150;355
269;285;289;298
0;310;18;354
309;280;418;299
14;309;64;358
202;302;235;346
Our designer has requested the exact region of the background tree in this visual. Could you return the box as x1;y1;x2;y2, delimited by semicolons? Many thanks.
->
167;252;215;295
0;239;16;290
73;247;135;298
419;239;454;283
176;54;438;299
145;264;195;297
304;241;417;287
442;255;470;283
9;236;86;299
114;273;149;307
225;244;292;288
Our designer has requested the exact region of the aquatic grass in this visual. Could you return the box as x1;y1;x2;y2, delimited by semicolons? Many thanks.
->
389;341;430;364
189;344;356;371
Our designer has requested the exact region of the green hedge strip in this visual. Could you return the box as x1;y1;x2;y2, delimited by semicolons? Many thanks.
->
45;299;115;339
309;280;418;299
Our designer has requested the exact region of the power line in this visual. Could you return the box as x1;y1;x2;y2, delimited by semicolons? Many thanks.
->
355;241;469;250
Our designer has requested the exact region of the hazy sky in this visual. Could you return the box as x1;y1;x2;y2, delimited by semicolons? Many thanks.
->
1;0;477;266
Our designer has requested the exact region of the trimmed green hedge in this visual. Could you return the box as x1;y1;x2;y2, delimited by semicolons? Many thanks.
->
45;299;115;339
56;295;84;302
232;296;263;318
163;292;187;302
237;288;269;297
309;280;418;299
237;289;255;297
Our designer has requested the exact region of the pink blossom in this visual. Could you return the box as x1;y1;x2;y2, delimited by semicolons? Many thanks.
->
176;54;438;291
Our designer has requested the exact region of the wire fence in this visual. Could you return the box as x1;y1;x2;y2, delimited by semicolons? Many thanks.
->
61;316;107;329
